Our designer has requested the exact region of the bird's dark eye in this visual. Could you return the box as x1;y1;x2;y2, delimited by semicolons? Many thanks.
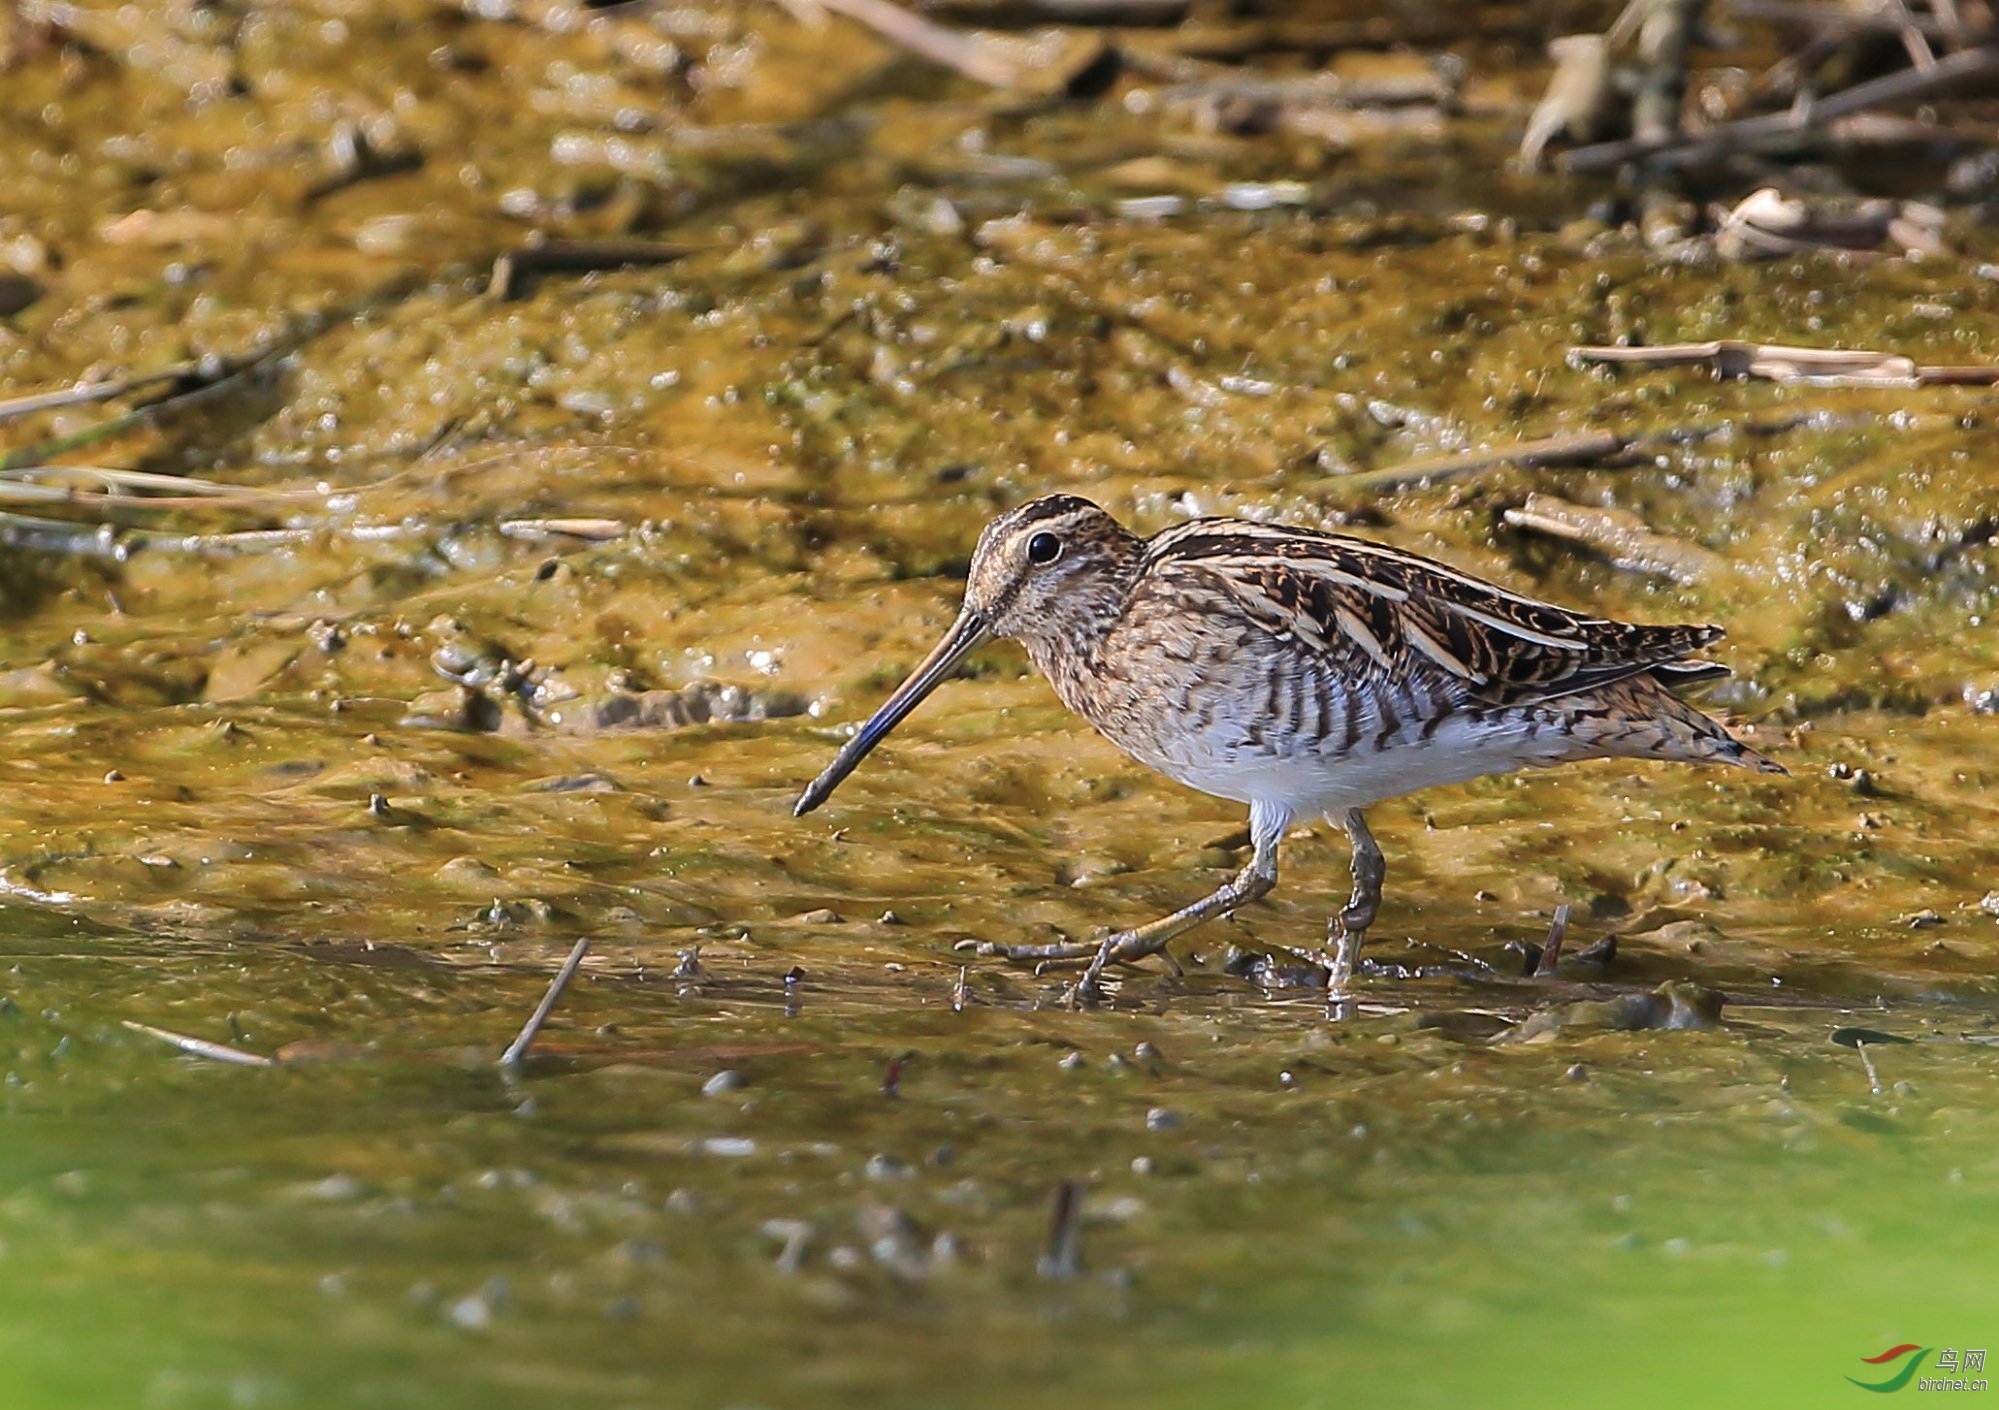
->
1026;532;1062;565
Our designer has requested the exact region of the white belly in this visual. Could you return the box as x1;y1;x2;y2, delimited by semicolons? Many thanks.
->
1140;714;1571;820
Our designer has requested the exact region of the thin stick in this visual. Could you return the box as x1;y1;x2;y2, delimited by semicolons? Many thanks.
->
0;510;129;559
1854;1038;1883;1096
487;239;693;300
122;1020;277;1067
1564;42;1999;171
0;366;189;424
496;517;629;541
1880;0;1938;70
1504;493;1725;583
881;1051;909;1098
1317;430;1630;495
1534;904;1573;977
1037;1180;1084;1279
1312;414;1834;499
0;464;256;496
499;938;592;1067
0;338;297;472
1633;0;1700;145
922;0;1189;20
0;467;321;514
1726;0;1953;37
1146;8;1553;59
805;0;1024;87
1604;0;1658;47
1571;339;1999;386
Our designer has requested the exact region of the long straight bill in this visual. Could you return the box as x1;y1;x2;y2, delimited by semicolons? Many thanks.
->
793;610;990;816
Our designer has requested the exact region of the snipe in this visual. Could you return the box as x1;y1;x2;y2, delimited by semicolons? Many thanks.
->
796;495;1782;995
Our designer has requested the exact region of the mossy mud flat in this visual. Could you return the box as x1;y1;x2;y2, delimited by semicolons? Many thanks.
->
2;1;1998;1406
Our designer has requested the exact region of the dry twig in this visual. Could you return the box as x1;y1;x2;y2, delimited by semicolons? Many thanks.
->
1037;1180;1084;1278
1322;430;1632;495
1504;492;1726;583
1713;187;1946;260
122;1020;277;1067
0;339;298;473
1726;0;1956;38
499;937;593;1067
807;0;1021;83
488;239;692;300
794;0;1110;92
496;517;629;542
0;366;190;424
1533;904;1574;978
1563;43;1999;171
1571;339;1999;386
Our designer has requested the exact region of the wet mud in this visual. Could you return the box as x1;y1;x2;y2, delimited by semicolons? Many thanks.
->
1;1;1997;1405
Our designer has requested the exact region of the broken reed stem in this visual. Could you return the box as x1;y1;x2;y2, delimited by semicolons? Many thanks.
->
881;1051;909;1098
1504;492;1725;584
1313;408;1827;500
1854;1038;1884;1096
0;511;129;559
1534;904;1573;977
499;937;592;1068
1880;0;1939;70
0;338;297;473
0;366;187;424
1571;339;1999;386
122;1019;276;1067
1563;42;1999;172
1725;0;1954;39
486;239;692;300
3;464;259;496
1633;0;1700;145
1037;1179;1085;1279
0;470;324;514
1318;430;1630;495
806;0;1024;87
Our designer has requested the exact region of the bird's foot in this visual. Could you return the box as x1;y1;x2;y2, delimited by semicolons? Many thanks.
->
956;929;1175;1002
1325;915;1369;995
1070;926;1176;1005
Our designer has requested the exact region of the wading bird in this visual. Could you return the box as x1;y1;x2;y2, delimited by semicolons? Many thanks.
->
795;495;1782;996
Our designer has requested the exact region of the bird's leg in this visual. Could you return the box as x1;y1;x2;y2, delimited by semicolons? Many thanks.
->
1072;847;1275;983
1327;807;1384;992
958;934;1099;963
963;839;1279;968
1073;802;1289;997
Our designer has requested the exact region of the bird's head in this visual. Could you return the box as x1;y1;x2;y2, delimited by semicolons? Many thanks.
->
793;494;1139;816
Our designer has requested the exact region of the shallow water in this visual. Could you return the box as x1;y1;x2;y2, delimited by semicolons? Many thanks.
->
2;0;1998;1404
4;927;1999;1409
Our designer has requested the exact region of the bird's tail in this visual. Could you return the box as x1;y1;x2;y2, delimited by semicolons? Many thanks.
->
1553;671;1787;775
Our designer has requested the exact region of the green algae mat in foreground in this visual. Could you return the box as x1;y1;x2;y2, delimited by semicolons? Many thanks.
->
0;922;1992;1410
